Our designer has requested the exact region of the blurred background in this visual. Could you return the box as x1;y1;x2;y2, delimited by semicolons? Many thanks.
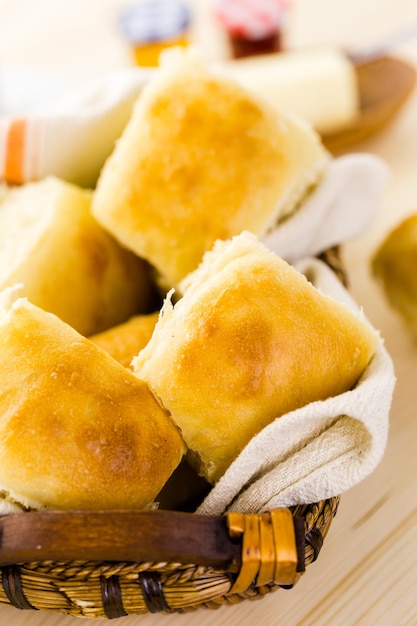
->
1;0;417;95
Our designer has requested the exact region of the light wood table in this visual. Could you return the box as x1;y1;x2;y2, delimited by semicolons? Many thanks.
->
1;1;417;624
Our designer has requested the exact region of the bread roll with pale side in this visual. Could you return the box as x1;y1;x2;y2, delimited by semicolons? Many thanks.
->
92;50;329;290
0;176;154;336
0;287;185;512
372;213;417;335
133;232;379;484
90;311;159;369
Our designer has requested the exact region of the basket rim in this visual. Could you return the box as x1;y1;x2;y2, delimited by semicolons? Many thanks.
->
0;497;340;569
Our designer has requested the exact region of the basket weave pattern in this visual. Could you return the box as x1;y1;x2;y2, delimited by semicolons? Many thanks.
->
0;497;340;618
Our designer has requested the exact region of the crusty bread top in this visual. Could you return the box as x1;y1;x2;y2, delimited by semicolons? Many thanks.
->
0;287;185;510
92;50;329;289
134;232;379;483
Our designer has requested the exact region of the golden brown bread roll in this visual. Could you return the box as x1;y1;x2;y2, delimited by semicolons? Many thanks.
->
0;287;185;511
133;232;379;483
0;176;155;336
372;213;417;335
90;312;159;369
92;49;329;290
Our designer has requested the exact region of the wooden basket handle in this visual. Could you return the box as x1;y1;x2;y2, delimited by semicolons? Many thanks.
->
0;509;305;583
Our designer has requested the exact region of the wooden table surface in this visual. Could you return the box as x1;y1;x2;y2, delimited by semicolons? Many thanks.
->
1;1;417;624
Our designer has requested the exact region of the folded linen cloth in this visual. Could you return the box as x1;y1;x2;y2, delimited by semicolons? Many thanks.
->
262;153;388;263
0;69;151;188
197;257;395;514
0;69;395;512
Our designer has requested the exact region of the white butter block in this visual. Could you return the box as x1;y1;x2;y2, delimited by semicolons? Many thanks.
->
217;47;360;133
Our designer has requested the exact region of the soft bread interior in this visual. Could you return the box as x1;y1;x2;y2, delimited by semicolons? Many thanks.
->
0;176;155;336
92;49;329;290
0;286;185;511
133;232;379;483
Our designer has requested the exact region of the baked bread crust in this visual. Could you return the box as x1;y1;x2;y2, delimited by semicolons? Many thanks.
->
373;213;417;335
90;312;159;369
92;51;329;290
0;288;185;510
0;177;154;336
134;232;378;483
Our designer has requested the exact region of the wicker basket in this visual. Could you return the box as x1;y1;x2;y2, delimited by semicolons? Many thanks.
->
0;249;345;619
0;498;340;619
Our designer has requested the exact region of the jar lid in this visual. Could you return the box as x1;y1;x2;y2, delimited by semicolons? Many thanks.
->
119;0;190;44
215;0;287;40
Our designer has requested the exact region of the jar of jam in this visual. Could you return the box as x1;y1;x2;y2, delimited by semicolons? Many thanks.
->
214;0;289;60
118;0;191;67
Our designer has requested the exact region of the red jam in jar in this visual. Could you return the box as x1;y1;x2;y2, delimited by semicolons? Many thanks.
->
214;0;289;59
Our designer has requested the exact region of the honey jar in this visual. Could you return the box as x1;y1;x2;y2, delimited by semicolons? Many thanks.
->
118;0;191;67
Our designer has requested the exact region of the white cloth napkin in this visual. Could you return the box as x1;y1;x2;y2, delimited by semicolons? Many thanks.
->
262;153;389;262
198;258;395;514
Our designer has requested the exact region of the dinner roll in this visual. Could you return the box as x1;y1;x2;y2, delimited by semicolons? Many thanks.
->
0;287;185;511
134;232;379;483
92;49;329;290
372;213;417;336
0;176;155;336
90;311;159;369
